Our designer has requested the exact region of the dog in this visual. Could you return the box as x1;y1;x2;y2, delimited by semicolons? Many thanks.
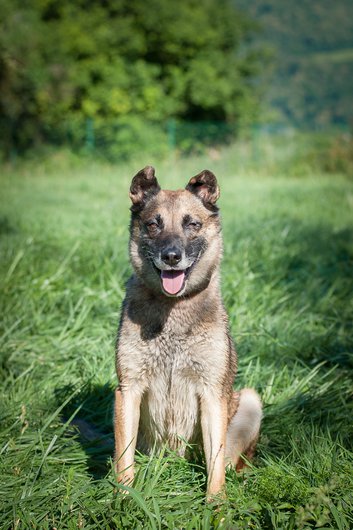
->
114;166;262;498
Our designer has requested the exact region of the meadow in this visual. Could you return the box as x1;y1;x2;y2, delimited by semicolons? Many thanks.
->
1;140;353;529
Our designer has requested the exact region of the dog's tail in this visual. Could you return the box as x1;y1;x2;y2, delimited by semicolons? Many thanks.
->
225;388;262;470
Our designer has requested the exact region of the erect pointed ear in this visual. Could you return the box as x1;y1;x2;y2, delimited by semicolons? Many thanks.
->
185;170;220;207
129;166;161;212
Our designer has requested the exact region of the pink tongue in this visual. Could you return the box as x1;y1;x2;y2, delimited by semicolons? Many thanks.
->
161;270;185;295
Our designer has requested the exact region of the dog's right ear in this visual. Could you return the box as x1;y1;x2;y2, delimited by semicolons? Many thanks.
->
129;166;160;212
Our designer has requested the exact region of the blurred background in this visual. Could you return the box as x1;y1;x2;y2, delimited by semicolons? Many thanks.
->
1;0;352;171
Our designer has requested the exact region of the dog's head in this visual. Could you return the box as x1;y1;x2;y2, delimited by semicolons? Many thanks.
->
129;166;222;297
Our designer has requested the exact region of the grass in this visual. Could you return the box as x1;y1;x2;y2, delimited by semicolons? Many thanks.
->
1;143;353;529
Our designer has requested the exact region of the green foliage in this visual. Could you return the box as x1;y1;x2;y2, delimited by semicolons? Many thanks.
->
220;129;353;178
1;144;353;528
319;134;353;176
238;0;353;127
0;0;263;158
251;465;310;505
283;131;353;177
88;116;170;162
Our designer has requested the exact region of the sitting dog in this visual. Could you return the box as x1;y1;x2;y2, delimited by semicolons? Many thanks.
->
114;166;262;497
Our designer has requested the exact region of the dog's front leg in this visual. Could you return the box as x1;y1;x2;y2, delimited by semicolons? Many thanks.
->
200;392;228;499
114;386;141;485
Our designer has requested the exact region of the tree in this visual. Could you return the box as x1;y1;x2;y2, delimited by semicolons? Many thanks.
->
0;0;264;157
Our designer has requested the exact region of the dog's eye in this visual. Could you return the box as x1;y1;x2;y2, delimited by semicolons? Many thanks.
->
182;215;202;231
186;221;202;230
146;221;160;234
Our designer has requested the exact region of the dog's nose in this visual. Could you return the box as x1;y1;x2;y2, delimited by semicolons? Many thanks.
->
161;247;182;266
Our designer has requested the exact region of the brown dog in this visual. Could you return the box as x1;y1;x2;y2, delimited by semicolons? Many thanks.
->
114;166;262;497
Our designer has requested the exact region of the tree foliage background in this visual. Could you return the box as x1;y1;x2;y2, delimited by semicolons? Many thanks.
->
0;0;263;158
238;0;353;128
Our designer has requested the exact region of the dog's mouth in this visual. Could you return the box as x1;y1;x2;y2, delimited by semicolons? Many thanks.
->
160;269;185;295
153;262;196;296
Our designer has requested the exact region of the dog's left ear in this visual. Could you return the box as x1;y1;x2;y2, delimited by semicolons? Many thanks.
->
129;166;161;212
185;170;220;206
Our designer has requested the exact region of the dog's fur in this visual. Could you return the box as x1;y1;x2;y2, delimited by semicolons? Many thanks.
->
114;166;262;497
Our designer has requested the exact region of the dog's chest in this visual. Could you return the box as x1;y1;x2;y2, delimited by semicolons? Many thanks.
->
145;327;204;377
138;323;221;451
123;298;229;391
139;333;202;451
120;294;229;450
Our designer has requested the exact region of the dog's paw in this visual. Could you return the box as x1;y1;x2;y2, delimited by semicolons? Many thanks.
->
206;487;227;505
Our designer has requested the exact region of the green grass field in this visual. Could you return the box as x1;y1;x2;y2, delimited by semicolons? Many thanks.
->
1;147;353;529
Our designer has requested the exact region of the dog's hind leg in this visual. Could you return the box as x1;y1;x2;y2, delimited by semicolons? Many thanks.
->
225;388;262;471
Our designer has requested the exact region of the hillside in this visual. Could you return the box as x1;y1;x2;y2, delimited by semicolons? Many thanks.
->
237;0;353;127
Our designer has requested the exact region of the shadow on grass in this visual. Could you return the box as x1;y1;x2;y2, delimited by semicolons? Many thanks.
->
57;383;115;479
57;382;208;481
230;221;353;454
277;223;353;367
0;215;17;236
231;221;353;367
